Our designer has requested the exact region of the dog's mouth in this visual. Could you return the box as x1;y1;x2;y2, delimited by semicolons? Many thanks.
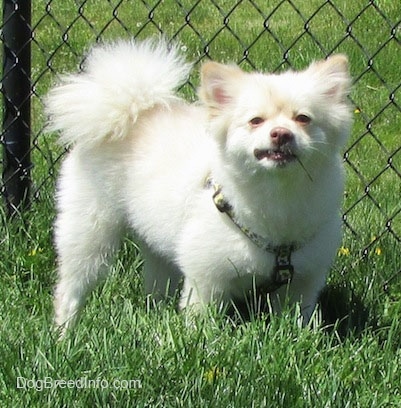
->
254;148;297;165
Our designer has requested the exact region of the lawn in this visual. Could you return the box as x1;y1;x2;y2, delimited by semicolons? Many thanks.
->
1;0;401;406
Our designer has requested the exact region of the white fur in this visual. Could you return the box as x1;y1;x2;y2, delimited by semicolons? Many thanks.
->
46;39;192;148
46;39;352;335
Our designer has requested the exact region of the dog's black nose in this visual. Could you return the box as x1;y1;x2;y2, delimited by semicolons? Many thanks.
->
270;127;294;147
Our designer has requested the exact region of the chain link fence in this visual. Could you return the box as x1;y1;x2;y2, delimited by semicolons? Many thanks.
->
1;1;401;290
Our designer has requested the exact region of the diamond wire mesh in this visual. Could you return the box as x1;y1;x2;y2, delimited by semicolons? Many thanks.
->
1;0;401;290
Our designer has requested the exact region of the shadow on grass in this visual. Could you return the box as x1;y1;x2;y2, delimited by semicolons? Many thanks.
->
318;283;372;338
226;283;373;339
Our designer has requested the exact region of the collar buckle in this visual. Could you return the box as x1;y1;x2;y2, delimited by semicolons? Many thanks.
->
274;264;294;285
274;247;295;286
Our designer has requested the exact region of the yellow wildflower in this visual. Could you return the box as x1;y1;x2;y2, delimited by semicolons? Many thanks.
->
204;366;222;384
338;246;350;256
28;247;43;257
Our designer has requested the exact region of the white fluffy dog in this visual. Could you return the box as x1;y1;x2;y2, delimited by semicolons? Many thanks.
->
46;39;352;334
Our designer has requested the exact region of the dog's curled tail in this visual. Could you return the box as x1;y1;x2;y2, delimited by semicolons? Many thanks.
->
45;39;191;148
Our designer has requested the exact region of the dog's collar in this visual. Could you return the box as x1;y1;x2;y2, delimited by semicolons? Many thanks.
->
206;176;303;291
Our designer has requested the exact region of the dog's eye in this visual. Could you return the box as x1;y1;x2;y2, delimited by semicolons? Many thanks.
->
249;117;265;127
295;114;311;125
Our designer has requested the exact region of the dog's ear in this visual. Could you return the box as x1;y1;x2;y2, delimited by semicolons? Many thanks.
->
308;54;351;102
199;62;244;115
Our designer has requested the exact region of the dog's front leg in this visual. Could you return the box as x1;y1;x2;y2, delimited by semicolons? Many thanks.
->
178;278;215;311
269;272;326;326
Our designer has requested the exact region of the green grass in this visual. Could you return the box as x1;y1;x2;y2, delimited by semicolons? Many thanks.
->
1;0;401;406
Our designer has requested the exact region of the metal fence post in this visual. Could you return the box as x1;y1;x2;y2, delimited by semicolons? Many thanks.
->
1;0;32;216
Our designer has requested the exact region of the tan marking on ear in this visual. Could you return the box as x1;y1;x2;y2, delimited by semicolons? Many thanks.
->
308;54;351;100
199;61;245;115
314;54;349;75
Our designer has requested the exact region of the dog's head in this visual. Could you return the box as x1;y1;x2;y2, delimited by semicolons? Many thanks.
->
199;56;352;179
